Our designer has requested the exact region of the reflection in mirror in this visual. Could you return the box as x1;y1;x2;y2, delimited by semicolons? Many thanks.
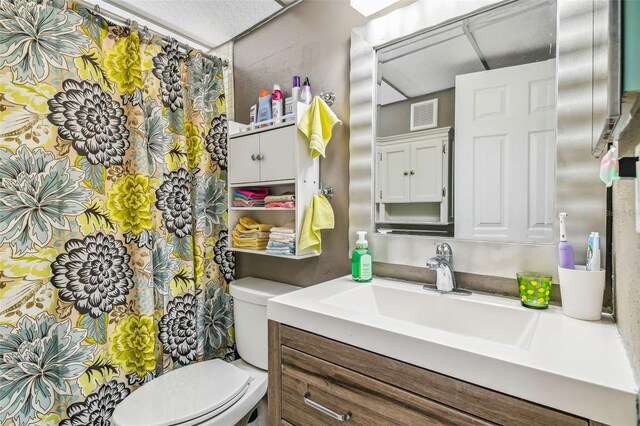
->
374;0;557;244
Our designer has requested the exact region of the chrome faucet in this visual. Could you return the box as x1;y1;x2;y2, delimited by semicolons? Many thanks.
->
424;243;470;295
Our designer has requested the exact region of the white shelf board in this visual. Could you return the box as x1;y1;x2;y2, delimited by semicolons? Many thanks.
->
229;179;296;187
229;120;296;139
230;207;296;211
228;247;319;259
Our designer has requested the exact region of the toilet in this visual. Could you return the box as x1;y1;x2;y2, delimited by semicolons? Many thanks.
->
112;278;300;426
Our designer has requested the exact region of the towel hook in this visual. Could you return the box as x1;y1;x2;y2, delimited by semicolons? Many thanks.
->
320;92;336;107
319;183;334;199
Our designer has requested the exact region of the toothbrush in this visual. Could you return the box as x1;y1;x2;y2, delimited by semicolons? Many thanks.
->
558;212;575;269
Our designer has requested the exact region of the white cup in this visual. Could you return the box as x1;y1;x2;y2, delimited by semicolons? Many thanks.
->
557;265;605;321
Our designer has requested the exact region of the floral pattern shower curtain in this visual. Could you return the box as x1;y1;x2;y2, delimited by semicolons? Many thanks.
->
0;1;236;425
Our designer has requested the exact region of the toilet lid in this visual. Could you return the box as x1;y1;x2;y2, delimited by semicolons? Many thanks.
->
112;359;252;426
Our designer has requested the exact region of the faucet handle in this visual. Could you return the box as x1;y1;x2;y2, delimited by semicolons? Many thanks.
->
435;242;452;263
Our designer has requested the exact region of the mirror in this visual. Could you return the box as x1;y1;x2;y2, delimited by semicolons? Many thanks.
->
349;0;607;278
374;0;557;243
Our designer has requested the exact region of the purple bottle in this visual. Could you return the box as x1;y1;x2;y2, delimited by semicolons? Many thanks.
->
558;212;575;269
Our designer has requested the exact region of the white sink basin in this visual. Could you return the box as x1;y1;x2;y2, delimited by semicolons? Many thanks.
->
320;282;539;348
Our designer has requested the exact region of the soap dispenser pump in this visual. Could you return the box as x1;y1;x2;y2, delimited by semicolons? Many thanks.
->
352;231;372;282
558;212;575;269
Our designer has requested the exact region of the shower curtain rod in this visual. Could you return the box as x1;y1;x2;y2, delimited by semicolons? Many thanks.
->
72;0;229;68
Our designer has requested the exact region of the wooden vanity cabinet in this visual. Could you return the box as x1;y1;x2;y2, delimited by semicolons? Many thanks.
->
268;322;607;426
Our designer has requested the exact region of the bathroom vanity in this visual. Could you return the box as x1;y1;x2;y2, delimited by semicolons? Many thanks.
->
270;324;596;426
267;277;637;425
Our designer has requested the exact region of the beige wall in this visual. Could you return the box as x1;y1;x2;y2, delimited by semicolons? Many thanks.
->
233;0;369;286
613;112;640;382
377;88;455;137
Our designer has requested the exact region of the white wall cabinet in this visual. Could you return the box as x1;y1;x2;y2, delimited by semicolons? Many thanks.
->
229;125;296;184
227;121;320;259
375;127;452;225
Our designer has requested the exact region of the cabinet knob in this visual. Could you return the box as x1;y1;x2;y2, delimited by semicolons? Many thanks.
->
404;171;409;176
251;154;257;161
410;170;415;175
256;154;263;161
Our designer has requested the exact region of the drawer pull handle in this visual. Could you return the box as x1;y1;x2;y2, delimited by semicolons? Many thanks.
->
303;392;352;421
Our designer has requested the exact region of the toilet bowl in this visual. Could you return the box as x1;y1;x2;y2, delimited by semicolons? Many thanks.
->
112;278;300;426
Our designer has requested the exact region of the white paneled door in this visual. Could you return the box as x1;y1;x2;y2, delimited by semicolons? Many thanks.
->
455;59;556;243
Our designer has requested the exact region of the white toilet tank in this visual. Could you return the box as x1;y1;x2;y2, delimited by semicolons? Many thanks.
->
229;277;300;370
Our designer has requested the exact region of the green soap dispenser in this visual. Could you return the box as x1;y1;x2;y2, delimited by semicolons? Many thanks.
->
352;231;372;282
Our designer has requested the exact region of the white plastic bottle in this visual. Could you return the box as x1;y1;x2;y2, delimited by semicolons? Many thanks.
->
271;84;284;124
291;76;301;105
586;232;601;271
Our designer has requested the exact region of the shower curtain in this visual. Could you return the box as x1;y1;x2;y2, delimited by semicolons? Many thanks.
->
0;1;235;425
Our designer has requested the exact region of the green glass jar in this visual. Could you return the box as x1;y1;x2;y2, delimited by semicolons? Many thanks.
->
516;272;552;309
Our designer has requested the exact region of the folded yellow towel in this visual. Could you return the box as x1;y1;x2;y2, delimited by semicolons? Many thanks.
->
298;96;342;159
234;223;254;234
232;229;270;240
232;236;269;249
298;195;334;254
238;216;274;232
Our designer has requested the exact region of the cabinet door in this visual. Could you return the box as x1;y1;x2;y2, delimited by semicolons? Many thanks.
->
229;134;260;184
259;126;296;182
410;138;443;202
378;144;411;203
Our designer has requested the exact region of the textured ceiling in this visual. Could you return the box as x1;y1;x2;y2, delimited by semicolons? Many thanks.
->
377;0;556;104
95;0;285;49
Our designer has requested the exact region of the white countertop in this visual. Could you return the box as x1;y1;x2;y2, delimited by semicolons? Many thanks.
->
267;276;638;425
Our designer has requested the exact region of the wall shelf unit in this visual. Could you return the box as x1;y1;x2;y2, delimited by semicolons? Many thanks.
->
227;116;320;259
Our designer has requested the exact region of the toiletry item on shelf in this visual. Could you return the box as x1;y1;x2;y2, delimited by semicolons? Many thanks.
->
301;77;312;104
284;97;294;122
352;231;372;283
271;84;284;123
558;212;575;269
249;104;257;125
257;90;272;126
292;76;301;105
586;232;601;271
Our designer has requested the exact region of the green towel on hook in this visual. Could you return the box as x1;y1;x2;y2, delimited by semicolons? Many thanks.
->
298;195;334;254
298;97;342;158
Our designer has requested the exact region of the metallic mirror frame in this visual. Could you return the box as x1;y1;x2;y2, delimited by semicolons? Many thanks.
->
349;0;608;279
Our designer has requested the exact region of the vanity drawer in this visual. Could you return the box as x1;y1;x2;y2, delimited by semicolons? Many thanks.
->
281;346;492;426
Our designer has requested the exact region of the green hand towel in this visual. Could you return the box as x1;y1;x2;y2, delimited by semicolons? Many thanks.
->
298;96;342;159
298;195;334;254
